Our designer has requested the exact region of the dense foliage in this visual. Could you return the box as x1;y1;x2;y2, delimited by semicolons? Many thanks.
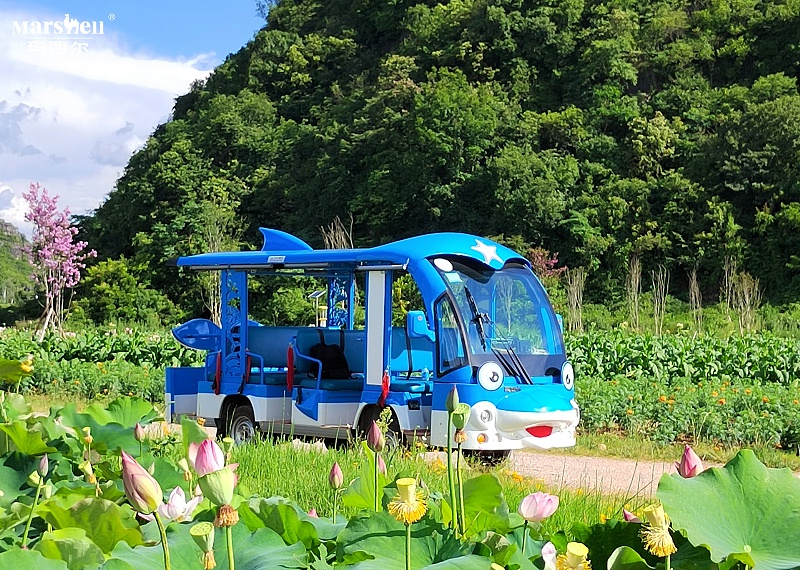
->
0;393;799;570
3;326;799;447
75;0;800;317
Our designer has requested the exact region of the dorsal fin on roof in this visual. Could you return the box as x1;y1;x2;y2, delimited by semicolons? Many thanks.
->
259;228;313;252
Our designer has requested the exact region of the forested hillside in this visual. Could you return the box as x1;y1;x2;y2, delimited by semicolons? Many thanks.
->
79;0;800;316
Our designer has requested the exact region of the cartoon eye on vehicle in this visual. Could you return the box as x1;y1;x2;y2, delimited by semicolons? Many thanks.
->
562;362;574;390
478;361;504;391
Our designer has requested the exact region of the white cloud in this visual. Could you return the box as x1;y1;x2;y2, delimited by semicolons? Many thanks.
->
0;6;215;236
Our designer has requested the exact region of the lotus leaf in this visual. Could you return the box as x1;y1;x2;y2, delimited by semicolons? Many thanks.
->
659;449;800;570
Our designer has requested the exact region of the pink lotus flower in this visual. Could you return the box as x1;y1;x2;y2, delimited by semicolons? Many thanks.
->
308;508;318;518
623;509;641;523
189;439;226;477
675;444;703;478
329;462;344;489
121;450;163;514
141;486;202;523
377;454;387;475
518;492;559;523
367;421;385;453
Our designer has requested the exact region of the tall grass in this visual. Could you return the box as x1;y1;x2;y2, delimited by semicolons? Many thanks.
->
230;436;649;534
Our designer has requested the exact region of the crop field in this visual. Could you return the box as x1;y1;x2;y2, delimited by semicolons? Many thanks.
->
2;326;800;448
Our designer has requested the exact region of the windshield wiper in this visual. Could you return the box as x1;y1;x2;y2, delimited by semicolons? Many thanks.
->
463;286;531;384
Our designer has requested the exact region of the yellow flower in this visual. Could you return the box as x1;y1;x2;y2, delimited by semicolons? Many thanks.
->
388;478;427;525
640;504;676;557
556;542;591;570
626;409;634;415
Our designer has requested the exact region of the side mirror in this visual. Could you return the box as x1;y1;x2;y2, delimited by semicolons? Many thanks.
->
556;314;564;334
407;310;435;342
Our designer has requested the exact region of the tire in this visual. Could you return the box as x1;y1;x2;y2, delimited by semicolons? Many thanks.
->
229;405;257;445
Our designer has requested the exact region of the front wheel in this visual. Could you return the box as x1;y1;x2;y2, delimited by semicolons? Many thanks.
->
229;405;257;445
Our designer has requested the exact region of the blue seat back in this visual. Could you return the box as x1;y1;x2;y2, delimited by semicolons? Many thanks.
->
389;327;434;374
247;326;300;368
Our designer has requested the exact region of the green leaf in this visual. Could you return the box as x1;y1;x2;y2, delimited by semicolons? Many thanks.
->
0;548;69;569
337;511;475;569
0;392;32;421
57;405;139;455
658;449;800;570
571;520;659;569
0;421;57;455
242;497;321;550
0;460;28;508
181;414;210;458
461;474;509;538
0;358;33;385
34;528;106;570
104;397;161;427
108;521;307;570
341;443;389;511
607;546;654;570
39;497;144;554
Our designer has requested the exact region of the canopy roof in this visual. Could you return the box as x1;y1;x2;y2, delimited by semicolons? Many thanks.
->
176;228;528;271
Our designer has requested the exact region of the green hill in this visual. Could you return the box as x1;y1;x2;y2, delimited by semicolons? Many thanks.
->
81;0;800;315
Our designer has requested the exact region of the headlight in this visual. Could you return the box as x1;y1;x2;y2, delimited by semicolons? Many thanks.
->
562;362;574;390
477;361;504;391
479;409;493;424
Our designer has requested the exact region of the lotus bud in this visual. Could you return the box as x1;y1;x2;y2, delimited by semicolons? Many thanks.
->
121;450;163;514
541;542;558;570
451;403;471;430
191;439;225;477
377;454;387;475
134;423;145;442
623;509;641;523
38;454;49;478
42;482;54;500
445;386;459;413
367;421;385;453
178;458;193;481
308;508;318;518
518;491;559;523
329;462;344;489
198;466;237;507
675;444;703;478
190;521;216;570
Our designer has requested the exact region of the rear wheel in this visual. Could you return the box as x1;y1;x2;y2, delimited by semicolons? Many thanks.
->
229;405;257;445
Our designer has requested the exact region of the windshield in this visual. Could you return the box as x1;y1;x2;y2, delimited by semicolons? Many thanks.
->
433;259;564;358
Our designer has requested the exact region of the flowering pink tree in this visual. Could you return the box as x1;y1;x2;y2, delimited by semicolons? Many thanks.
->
23;183;96;338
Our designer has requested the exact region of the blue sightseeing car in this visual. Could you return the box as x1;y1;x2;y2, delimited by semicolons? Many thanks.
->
166;228;579;451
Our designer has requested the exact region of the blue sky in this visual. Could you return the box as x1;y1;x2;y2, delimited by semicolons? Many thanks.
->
0;0;265;236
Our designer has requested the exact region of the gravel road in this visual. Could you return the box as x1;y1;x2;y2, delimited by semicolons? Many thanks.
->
508;450;678;497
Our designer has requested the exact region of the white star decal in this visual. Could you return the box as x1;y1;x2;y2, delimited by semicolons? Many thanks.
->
471;240;502;266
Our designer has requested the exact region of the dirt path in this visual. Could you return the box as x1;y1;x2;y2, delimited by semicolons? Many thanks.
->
508;451;678;497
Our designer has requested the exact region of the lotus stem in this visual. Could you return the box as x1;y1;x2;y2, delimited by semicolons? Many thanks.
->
456;442;465;535
21;477;43;548
332;489;338;522
665;553;670;570
154;511;172;570
446;413;457;534
405;522;412;570
373;451;380;512
226;524;235;570
521;520;528;558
